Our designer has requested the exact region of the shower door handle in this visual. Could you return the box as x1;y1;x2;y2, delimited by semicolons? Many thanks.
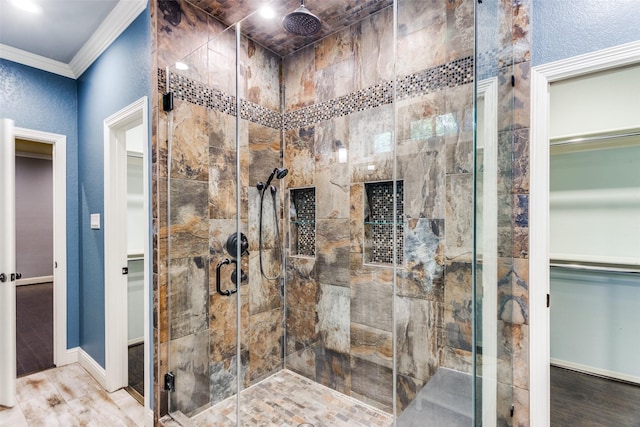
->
216;258;238;296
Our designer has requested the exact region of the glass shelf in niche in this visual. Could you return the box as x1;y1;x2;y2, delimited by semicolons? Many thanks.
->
290;220;316;225
364;221;405;225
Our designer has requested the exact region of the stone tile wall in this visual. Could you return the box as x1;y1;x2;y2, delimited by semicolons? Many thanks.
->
283;0;476;414
148;0;523;423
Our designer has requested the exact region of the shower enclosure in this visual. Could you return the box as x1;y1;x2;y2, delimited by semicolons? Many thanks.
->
153;0;519;424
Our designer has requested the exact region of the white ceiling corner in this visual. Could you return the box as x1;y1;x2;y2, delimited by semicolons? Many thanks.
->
0;0;147;79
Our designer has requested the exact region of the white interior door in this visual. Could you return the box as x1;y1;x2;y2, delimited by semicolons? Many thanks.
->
0;118;17;407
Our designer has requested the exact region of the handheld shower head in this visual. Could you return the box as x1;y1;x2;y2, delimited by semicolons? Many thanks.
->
264;167;288;187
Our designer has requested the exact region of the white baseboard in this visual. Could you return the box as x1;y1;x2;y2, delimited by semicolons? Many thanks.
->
16;275;54;286
128;337;144;346
145;408;154;427
56;347;79;367
79;348;107;389
551;357;640;384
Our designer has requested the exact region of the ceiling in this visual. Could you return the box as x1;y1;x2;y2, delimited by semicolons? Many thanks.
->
0;0;146;78
0;0;391;79
192;0;393;57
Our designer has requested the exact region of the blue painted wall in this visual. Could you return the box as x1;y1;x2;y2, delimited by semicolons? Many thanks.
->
77;9;151;367
0;59;80;349
533;0;640;65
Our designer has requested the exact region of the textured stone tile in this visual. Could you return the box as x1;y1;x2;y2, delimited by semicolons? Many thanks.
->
315;347;350;395
446;0;475;61
351;356;393;411
348;105;394;183
396;0;447;76
245;39;280;112
285;346;316;380
513;127;530;193
512;0;532;64
396;296;442;381
285;256;317;310
398;138;446;220
248;122;281;188
513;62;531;130
209;147;237;220
210;352;248;406
396;374;426;414
316;219;350;286
284;127;315;188
170;100;209;181
353;7;394;91
248;308;283;382
444;262;473;353
248;250;282;315
317;284;350;353
351;323;393;369
351;281;393;332
284;44;316;111
443;346;473;374
286;307;318;354
209;285;249;361
168;179;209;258
349;184;365;253
156;0;210;70
445;173;474;262
169;330;211;416
207;24;238;96
196;370;392;426
398;218;445;300
169;256;209;339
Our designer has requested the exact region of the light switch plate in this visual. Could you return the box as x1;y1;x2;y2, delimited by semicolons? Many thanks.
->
90;213;100;229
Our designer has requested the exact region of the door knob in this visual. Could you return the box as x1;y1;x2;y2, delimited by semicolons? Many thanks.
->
16;272;21;280
0;273;5;283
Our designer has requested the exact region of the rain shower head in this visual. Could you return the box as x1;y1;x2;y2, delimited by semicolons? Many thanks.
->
282;0;321;36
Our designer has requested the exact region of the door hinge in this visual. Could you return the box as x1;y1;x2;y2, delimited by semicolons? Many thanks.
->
511;75;515;87
122;267;129;275
54;261;58;268
163;92;174;112
547;293;550;308
164;372;175;392
510;404;515;417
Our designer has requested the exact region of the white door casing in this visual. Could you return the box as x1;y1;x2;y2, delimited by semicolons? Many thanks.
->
529;40;640;427
103;96;150;415
0;119;17;408
13;127;68;367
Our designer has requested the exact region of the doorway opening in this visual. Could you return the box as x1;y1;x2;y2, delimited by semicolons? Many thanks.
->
530;41;640;426
103;96;150;414
15;140;54;377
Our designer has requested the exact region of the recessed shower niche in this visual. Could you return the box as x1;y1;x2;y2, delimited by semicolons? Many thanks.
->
364;181;404;265
289;187;316;257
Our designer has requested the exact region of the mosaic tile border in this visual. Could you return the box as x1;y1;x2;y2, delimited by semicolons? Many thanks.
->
157;55;473;131
158;69;282;130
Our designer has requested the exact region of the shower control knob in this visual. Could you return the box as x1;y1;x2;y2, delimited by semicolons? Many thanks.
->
226;232;249;257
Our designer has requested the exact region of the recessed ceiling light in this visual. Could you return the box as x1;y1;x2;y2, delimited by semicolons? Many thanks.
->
175;62;189;70
10;0;42;14
259;6;275;19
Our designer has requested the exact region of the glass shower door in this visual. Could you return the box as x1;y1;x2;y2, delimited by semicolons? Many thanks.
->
164;23;241;420
474;0;517;425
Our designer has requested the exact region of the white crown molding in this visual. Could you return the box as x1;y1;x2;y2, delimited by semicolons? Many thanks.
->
0;0;146;79
70;0;147;78
0;44;75;78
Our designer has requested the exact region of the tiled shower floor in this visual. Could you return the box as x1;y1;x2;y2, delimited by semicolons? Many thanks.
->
163;370;394;427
